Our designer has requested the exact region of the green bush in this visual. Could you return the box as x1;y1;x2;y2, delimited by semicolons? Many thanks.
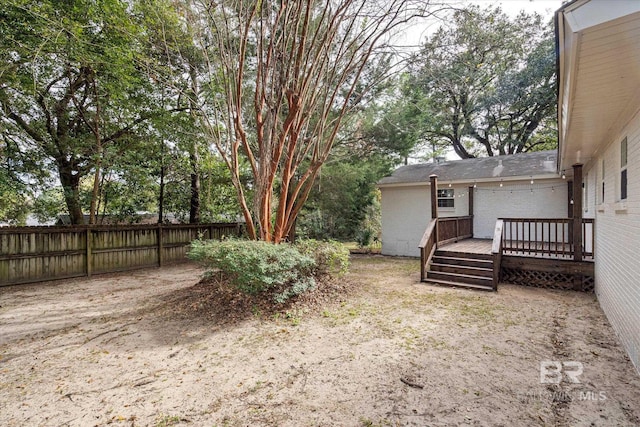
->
188;238;349;304
295;239;350;277
188;239;316;296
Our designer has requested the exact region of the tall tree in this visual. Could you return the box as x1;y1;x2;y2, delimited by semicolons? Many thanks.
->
402;6;556;159
187;0;430;242
0;0;184;224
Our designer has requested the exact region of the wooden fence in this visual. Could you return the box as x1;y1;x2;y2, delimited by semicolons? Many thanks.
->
0;223;243;286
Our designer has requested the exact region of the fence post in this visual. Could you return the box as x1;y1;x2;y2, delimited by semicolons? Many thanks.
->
86;226;92;278
157;224;163;267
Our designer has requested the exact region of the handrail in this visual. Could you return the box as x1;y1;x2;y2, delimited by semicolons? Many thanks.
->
437;215;473;245
491;219;504;291
499;217;594;259
418;219;438;282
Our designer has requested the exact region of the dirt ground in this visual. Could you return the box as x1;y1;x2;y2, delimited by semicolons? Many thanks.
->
1;255;639;427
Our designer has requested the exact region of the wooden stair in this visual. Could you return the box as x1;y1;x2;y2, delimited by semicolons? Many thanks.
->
425;249;495;291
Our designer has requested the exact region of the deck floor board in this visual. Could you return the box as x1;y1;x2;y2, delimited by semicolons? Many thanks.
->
439;238;594;261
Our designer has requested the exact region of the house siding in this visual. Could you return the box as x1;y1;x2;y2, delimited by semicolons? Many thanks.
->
380;184;470;257
587;108;640;372
473;179;568;239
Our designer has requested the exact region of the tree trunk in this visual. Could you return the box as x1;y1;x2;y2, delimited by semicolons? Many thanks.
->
158;164;165;223
188;62;200;225
189;152;200;224
58;164;84;224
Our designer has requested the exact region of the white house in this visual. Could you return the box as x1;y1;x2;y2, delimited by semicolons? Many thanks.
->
377;0;640;373
556;0;640;371
378;151;571;257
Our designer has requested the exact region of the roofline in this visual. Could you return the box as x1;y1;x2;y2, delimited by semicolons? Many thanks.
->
554;0;588;174
377;173;564;189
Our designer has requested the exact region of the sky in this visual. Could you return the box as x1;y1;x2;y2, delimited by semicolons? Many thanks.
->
401;0;565;48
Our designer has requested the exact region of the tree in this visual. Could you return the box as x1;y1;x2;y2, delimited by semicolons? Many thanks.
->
299;155;389;241
0;0;186;224
187;0;431;242
401;6;556;159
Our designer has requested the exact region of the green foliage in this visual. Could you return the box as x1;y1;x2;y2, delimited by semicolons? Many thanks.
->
295;239;350;277
0;167;29;225
299;157;389;241
188;239;317;301
188;238;350;303
379;5;557;159
32;188;66;223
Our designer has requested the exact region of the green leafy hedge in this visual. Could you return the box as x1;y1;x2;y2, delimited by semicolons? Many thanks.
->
188;238;349;303
295;239;349;277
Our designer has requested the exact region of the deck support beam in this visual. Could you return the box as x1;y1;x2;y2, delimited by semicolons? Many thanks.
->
468;186;474;237
572;163;584;290
430;174;439;247
572;164;583;263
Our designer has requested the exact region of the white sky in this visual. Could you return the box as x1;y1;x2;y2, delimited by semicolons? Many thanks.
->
400;0;565;48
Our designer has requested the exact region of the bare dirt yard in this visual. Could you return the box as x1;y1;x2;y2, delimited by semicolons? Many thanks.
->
1;255;640;427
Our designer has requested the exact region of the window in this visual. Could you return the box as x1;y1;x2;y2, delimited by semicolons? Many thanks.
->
600;159;605;204
584;173;588;212
621;137;628;200
437;188;455;208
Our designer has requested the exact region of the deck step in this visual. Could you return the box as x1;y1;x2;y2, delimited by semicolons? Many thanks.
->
431;255;493;269
435;250;493;261
430;263;493;278
426;271;494;287
423;278;494;291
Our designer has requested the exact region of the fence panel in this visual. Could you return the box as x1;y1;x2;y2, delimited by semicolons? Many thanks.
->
0;223;241;286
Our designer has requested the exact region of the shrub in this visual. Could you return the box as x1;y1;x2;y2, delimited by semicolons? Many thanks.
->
188;239;317;299
295;239;350;277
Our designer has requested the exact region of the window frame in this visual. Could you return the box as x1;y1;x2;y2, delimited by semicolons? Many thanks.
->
620;137;628;201
437;188;455;209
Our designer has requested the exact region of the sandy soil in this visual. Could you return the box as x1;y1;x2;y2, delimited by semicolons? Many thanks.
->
1;256;639;427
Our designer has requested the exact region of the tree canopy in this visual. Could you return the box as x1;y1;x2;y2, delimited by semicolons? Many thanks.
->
0;1;557;241
372;6;557;160
186;0;430;242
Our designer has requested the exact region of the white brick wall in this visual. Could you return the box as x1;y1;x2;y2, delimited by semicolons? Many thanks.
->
380;179;565;255
473;179;568;238
586;108;640;372
380;185;430;257
380;183;473;257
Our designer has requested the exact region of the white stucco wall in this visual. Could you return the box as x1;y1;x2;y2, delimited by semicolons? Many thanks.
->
379;184;472;257
473;179;569;239
586;107;640;371
380;185;429;257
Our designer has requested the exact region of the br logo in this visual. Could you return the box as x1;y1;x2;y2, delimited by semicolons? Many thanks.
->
540;361;584;384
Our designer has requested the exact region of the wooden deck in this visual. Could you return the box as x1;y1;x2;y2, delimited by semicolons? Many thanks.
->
439;239;492;255
439;238;594;261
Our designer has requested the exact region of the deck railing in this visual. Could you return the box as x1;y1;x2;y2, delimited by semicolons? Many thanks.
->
418;219;438;281
419;215;474;281
500;218;594;260
491;219;504;290
437;216;473;245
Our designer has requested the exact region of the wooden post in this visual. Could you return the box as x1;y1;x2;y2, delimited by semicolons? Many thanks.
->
572;164;583;263
430;174;439;246
157;224;164;267
86;226;92;278
468;185;474;237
